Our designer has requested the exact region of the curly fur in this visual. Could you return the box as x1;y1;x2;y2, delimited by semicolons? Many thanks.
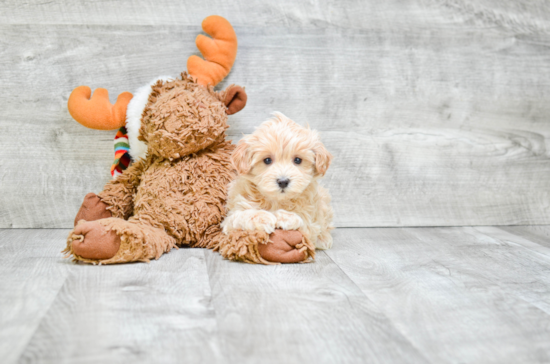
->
64;73;257;264
125;76;174;161
221;113;335;249
140;74;229;159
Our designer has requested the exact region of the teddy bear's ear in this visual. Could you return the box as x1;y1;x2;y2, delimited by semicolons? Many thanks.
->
224;85;247;115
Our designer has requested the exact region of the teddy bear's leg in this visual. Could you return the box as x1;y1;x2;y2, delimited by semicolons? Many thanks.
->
64;218;177;264
74;193;112;226
216;229;315;265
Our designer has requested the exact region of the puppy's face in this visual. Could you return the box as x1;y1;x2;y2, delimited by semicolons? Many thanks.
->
232;113;332;201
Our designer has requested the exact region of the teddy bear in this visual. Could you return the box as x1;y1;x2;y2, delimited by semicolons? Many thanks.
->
63;16;315;265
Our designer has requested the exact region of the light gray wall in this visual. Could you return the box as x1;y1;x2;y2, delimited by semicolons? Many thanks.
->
1;0;549;228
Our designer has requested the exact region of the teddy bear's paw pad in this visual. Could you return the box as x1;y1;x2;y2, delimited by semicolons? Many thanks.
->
258;230;308;263
274;210;304;230
71;221;121;260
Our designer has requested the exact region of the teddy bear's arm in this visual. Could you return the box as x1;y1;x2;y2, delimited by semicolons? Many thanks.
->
98;158;148;219
216;229;315;265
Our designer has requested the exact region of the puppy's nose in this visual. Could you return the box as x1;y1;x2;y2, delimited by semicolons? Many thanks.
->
277;178;290;189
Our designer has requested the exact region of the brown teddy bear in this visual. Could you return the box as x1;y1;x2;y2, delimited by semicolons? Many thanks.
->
63;16;315;265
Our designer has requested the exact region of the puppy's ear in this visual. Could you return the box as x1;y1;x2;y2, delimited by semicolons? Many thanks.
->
232;139;251;174
313;141;332;177
224;85;247;115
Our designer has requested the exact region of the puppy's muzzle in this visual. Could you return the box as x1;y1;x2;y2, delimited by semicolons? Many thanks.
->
277;178;290;189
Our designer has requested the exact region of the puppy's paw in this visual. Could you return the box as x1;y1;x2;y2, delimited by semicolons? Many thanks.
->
223;210;277;234
315;231;333;250
274;210;304;230
250;210;277;234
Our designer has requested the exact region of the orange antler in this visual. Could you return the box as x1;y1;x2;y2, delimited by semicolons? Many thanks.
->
67;86;133;130
187;15;238;87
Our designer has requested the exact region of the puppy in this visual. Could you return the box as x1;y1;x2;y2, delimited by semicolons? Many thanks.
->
221;112;334;250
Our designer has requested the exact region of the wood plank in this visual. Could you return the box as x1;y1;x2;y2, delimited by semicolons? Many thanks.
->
322;128;550;227
0;229;70;364
499;226;550;250
1;23;550;228
0;0;383;27
17;246;222;363
429;226;550;315
2;227;550;363
326;227;550;364
475;226;550;261
2;0;549;37
468;226;550;316
0;0;477;28
203;249;428;364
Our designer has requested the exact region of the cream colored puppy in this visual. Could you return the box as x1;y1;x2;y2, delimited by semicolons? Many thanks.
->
221;112;334;250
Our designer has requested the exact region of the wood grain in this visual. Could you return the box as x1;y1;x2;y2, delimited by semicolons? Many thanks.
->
17;246;222;363
0;229;69;364
203;249;428;364
3;227;550;363
0;0;493;28
1;0;550;228
2;0;549;35
326;227;550;364
499;225;550;250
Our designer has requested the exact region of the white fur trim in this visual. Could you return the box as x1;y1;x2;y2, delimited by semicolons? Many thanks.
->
125;75;173;161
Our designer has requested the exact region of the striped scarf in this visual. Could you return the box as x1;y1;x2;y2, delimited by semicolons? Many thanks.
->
111;126;131;178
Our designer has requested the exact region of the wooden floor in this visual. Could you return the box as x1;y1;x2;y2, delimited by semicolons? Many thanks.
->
2;226;550;364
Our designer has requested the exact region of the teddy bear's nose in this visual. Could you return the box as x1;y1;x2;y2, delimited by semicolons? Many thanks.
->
277;178;290;189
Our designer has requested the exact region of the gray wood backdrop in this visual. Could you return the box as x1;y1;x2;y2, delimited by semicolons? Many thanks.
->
1;0;549;228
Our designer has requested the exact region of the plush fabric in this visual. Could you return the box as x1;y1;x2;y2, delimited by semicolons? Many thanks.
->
64;75;265;264
218;229;315;265
111;127;131;178
125;76;173;162
69;220;122;260
65;218;175;264
73;192;112;227
68;86;133;130
187;15;238;87
258;229;315;263
224;85;248;115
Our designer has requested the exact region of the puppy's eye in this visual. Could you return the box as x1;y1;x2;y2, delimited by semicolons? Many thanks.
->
264;157;272;165
294;157;302;165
